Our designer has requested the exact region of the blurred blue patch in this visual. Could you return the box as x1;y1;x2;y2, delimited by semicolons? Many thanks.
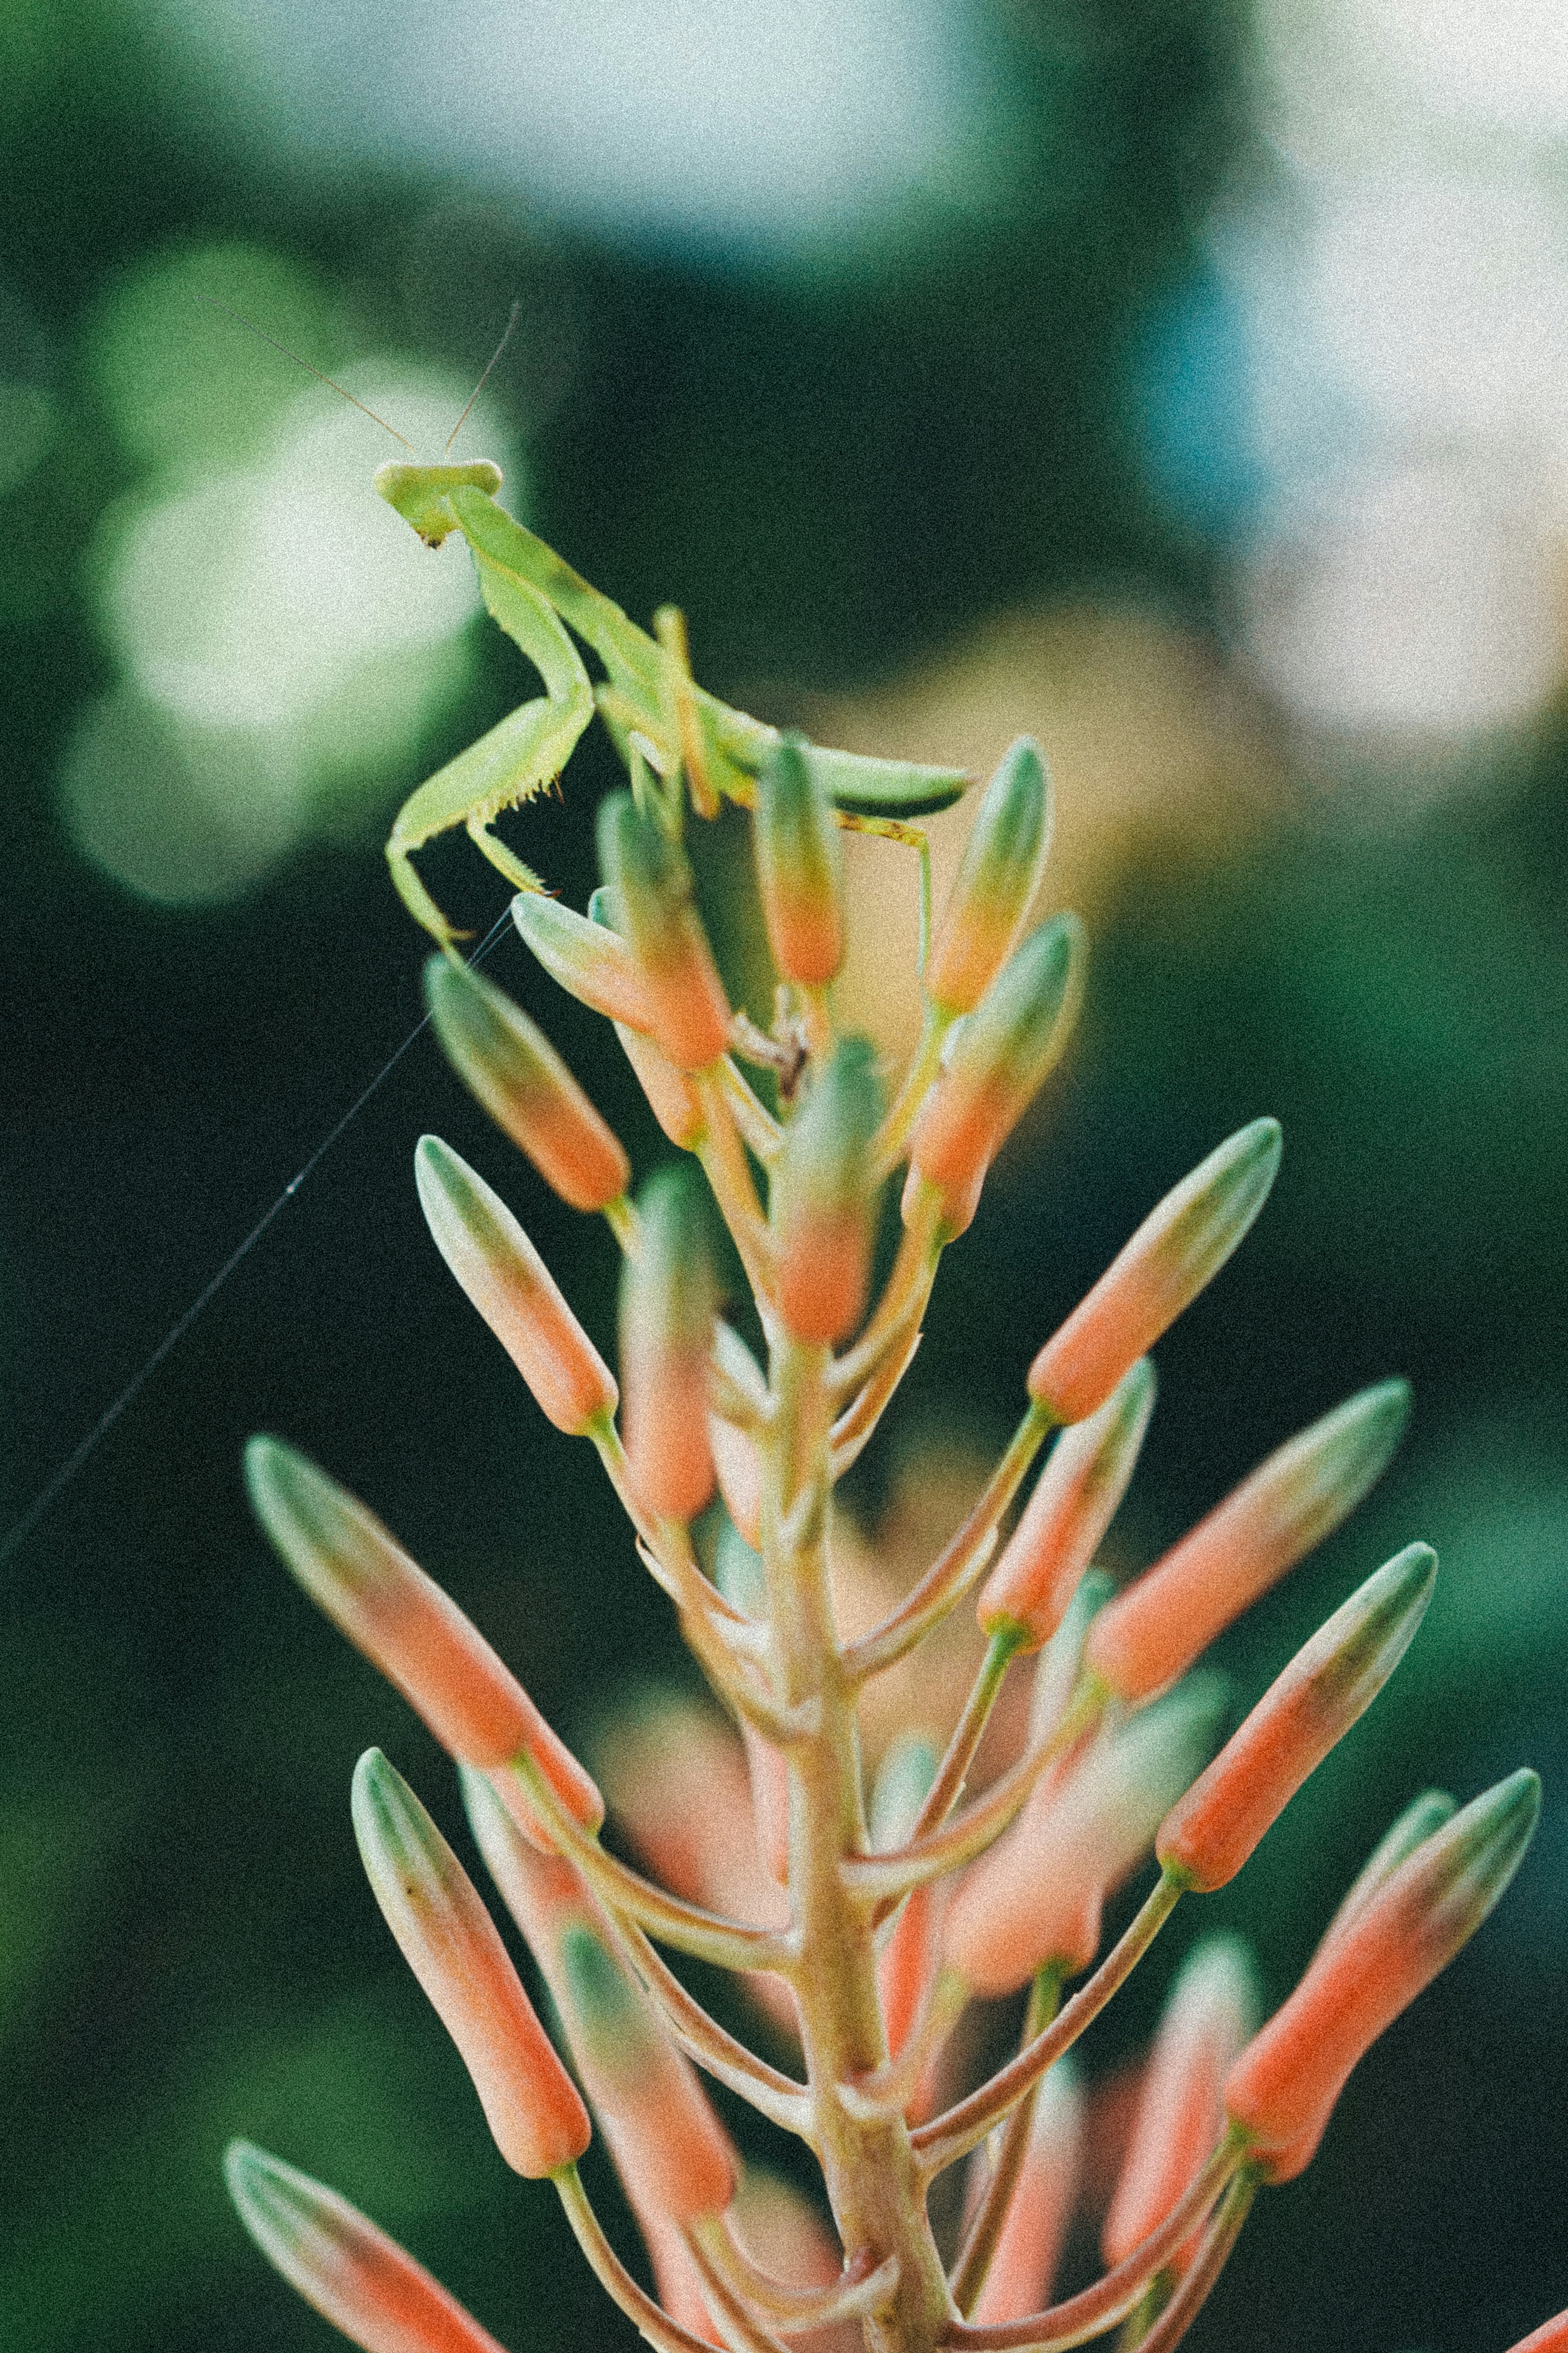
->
1129;268;1261;538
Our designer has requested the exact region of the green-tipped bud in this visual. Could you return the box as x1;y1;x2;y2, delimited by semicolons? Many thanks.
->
415;1135;617;1435
423;958;630;1214
597;792;731;1070
510;889;656;1031
225;2140;513;2353
905;914;1086;1238
1029;1118;1282;1423
755;732;846;986
351;1750;591;2177
586;885;706;1149
926;737;1053;1015
1315;1789;1458;1961
619;1164;717;1522
1158;1543;1437;1894
774;1037;885;1344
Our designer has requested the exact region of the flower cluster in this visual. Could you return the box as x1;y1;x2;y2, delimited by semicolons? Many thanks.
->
229;723;1551;2353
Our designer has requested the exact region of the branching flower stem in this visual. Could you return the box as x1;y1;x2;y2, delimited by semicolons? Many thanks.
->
947;1966;1063;2315
623;1925;813;2137
553;2164;790;2353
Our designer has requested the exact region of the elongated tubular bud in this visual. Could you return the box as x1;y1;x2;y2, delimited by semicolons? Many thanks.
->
461;1770;737;2224
710;1416;763;1548
905;915;1085;1239
423;958;631;1213
597;791;732;1070
225;2141;511;2353
617;1019;707;1149
1028;1120;1282;1424
775;1038;884;1344
970;2059;1084;2324
980;1359;1156;1651
511;889;656;1032
755;732;845;984
244;1438;603;1831
1102;1936;1258;2268
351;1751;590;2177
1156;1543;1437;1894
1085;1378;1411;1704
1313;1789;1457;1962
1223;1769;1541;2179
873;1735;943;2060
1506;2315;1568;2353
620;1164;718;1523
944;1679;1225;1998
415;1136;618;1435
926;738;1053;1016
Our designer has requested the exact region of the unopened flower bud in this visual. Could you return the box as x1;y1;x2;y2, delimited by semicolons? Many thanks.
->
906;915;1085;1238
1157;1544;1437;1894
424;958;630;1213
926;738;1053;1016
1504;2314;1568;2353
970;2060;1084;2324
980;1358;1156;1651
511;890;655;1031
1314;1789;1456;1962
873;1735;942;2062
225;2141;512;2353
619;1165;718;1523
1087;1379;1410;1704
244;1438;604;1831
597;792;732;1070
352;1750;590;2177
1028;1120;1282;1424
415;1136;618;1436
1224;1769;1540;2179
755;732;845;985
775;1038;885;1344
616;1019;706;1149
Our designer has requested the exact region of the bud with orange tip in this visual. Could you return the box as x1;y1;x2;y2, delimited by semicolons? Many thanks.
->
1101;1935;1258;2270
944;1679;1225;1998
1156;1542;1437;1895
969;2059;1084;2324
1085;1377;1411;1706
1027;1119;1282;1425
775;1039;884;1345
616;1017;707;1150
351;1749;591;2178
905;914;1085;1238
980;1358;1156;1652
415;1136;618;1436
925;737;1053;1017
872;1733;942;2062
597;790;732;1070
1313;1788;1456;1961
511;888;656;1032
245;1437;604;1831
619;1164;719;1523
1504;2313;1568;2353
423;957;631;1213
755;732;845;986
225;2140;513;2353
1223;1768;1540;2179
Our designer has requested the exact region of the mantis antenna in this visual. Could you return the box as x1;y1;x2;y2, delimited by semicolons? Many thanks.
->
192;293;419;453
443;299;521;456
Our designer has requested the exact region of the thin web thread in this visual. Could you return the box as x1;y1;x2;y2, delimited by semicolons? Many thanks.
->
0;910;517;1570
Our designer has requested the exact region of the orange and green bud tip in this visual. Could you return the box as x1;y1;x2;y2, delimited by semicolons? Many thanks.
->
587;885;707;1149
906;913;1085;1239
225;2140;512;2353
1314;1788;1457;1961
980;1357;1156;1652
619;1164;718;1523
775;1037;885;1344
423;958;630;1214
755;732;845;986
351;1750;591;2179
1085;1377;1411;1704
1157;1543;1437;1895
1223;1768;1540;2179
243;1437;603;1833
925;737;1054;1017
971;2059;1084;2325
510;889;656;1033
596;790;732;1071
1505;2315;1568;2353
1028;1118;1282;1424
415;1136;618;1436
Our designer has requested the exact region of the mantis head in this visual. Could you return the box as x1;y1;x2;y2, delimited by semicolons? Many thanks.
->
375;459;504;549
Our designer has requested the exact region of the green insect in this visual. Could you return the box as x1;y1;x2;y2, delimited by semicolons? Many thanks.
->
373;456;971;955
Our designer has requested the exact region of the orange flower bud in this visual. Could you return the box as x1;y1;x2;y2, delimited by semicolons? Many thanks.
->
597;791;732;1070
510;889;656;1032
710;1414;763;1548
352;1750;590;2178
970;2060;1084;2324
755;732;845;986
423;958;630;1213
245;1438;603;1831
1224;1769;1540;2179
1505;2315;1568;2353
225;2141;512;2353
775;1039;885;1345
616;1019;707;1149
620;1165;718;1523
1027;1120;1281;1424
415;1136;618;1435
872;1734;943;2062
1313;1788;1456;1963
979;1358;1156;1651
1157;1543;1436;1894
926;738;1053;1017
1085;1378;1410;1704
